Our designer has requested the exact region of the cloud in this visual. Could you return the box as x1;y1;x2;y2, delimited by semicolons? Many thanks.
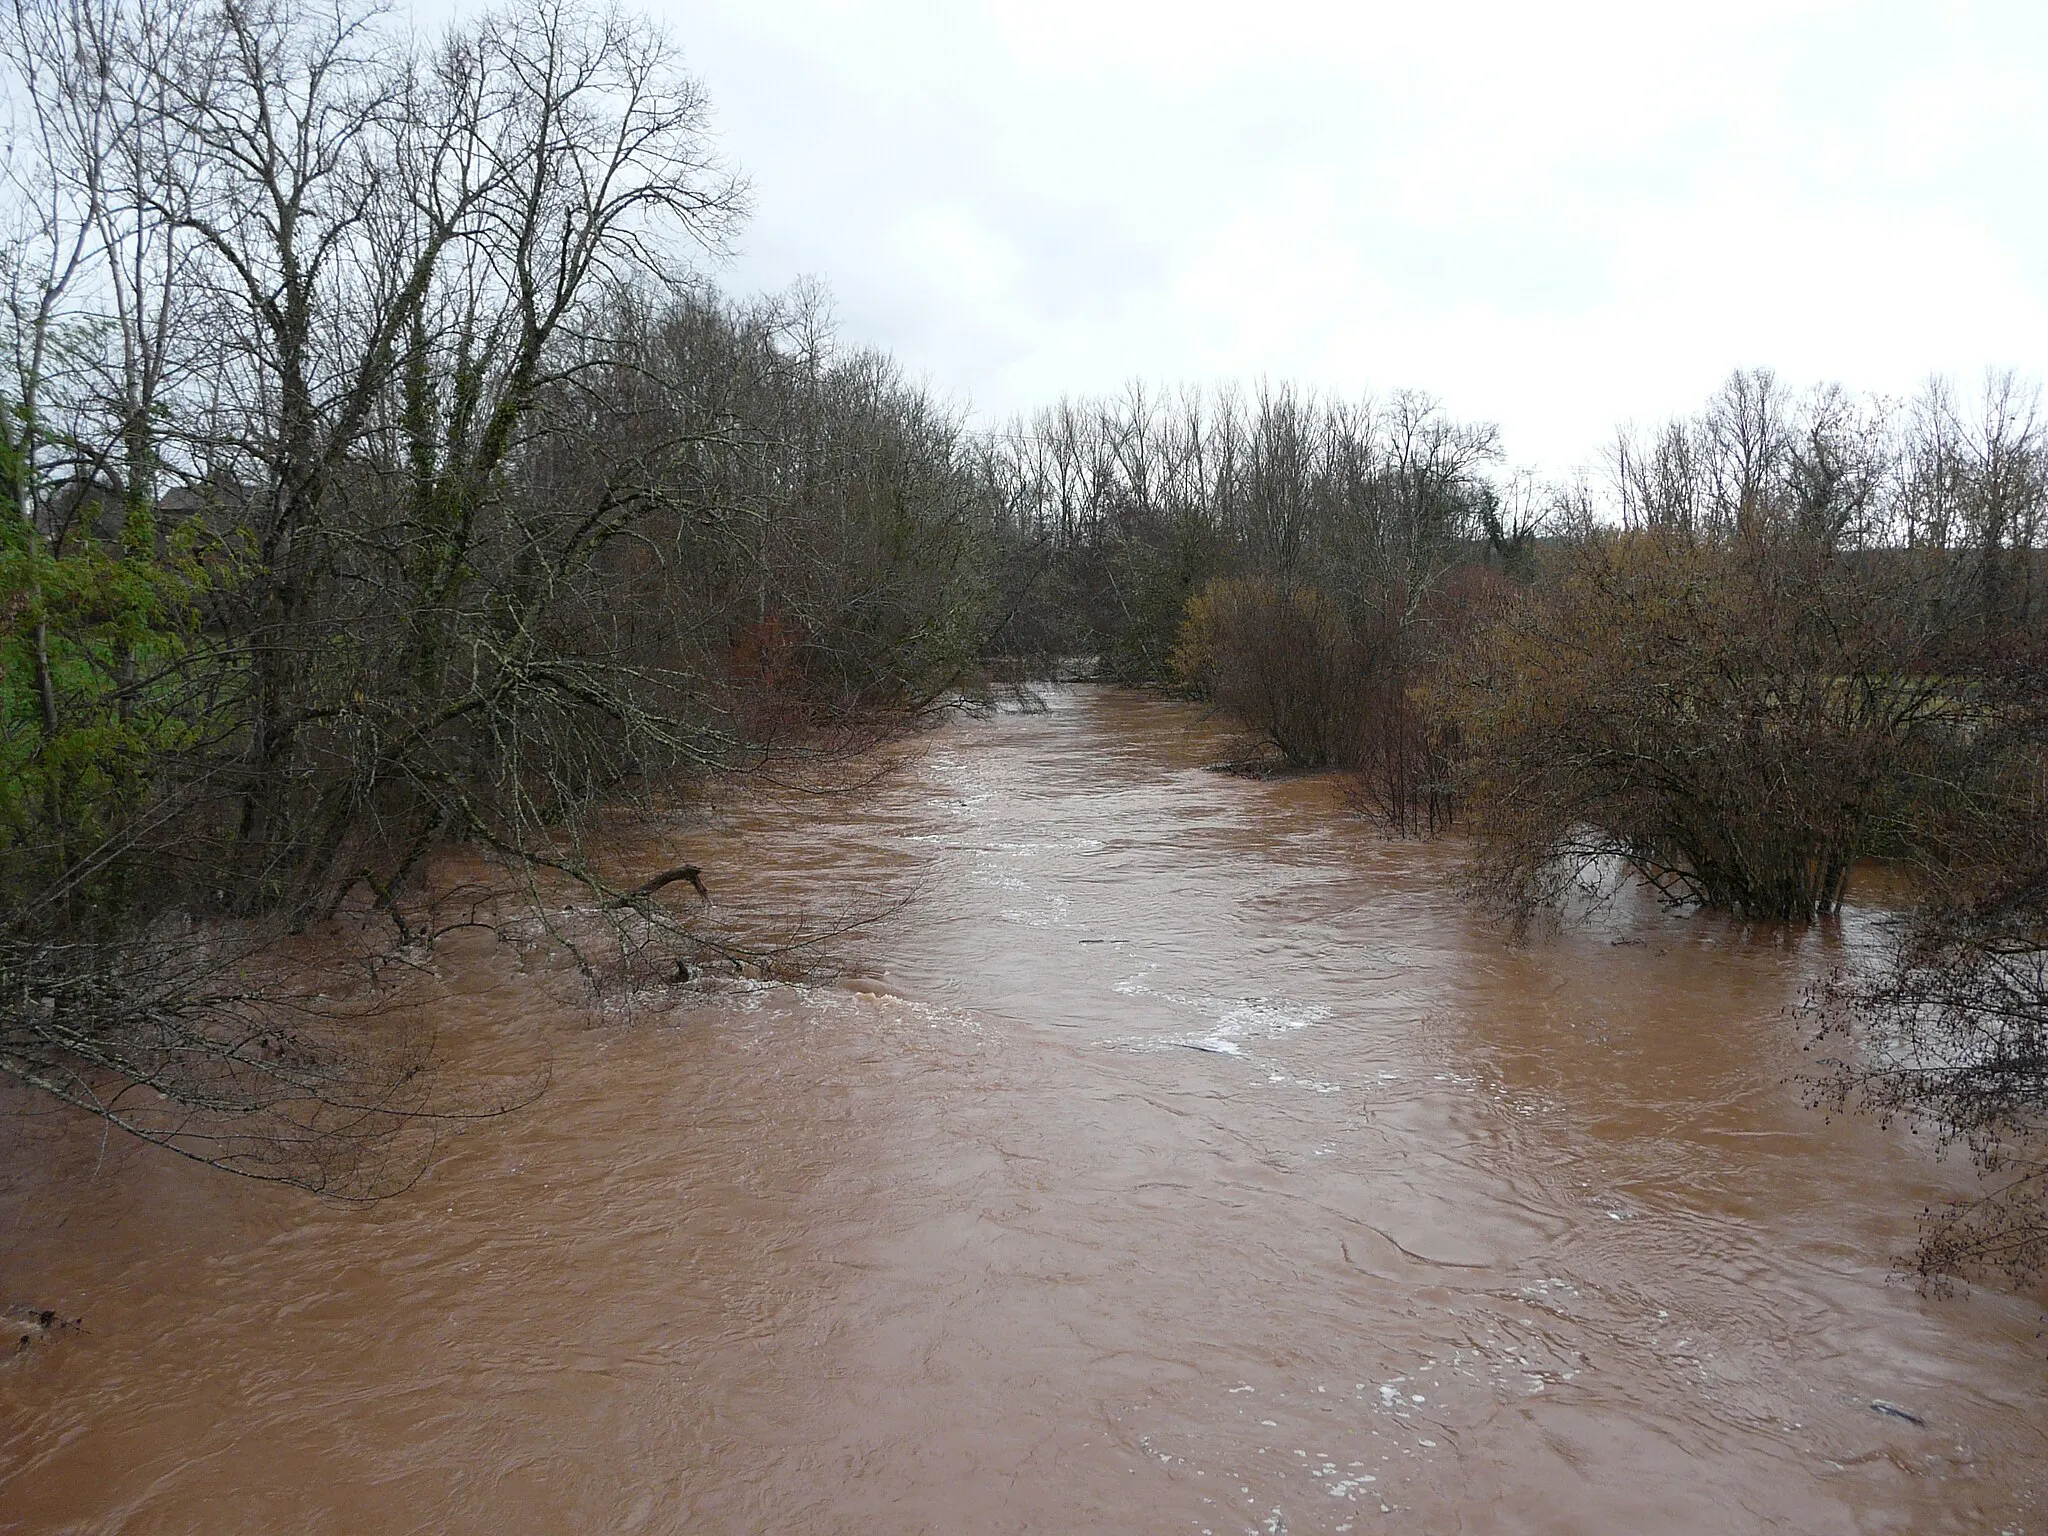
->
671;0;2048;472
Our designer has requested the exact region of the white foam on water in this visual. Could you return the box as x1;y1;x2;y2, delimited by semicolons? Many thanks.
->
1114;975;1342;1065
1215;999;1333;1037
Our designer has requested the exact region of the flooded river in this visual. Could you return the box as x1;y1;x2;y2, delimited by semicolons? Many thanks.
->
3;686;2044;1533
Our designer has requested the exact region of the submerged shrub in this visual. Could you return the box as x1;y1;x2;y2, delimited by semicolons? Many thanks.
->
1173;578;1368;769
1444;521;1963;923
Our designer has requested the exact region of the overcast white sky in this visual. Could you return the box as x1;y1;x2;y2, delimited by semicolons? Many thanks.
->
660;0;2048;473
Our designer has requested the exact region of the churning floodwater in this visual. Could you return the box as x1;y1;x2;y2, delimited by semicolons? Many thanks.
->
3;686;2044;1534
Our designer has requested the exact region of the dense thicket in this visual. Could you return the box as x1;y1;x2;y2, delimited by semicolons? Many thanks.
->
1443;371;2045;923
0;0;993;1188
1451;382;1952;921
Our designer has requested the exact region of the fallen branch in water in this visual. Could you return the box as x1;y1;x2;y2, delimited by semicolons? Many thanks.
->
606;865;709;906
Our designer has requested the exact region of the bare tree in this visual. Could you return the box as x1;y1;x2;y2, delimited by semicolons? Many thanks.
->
0;0;764;1191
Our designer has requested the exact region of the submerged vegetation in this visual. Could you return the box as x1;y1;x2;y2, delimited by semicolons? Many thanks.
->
1;0;2043;1289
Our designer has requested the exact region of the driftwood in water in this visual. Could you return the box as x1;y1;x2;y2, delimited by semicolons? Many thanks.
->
606;865;708;907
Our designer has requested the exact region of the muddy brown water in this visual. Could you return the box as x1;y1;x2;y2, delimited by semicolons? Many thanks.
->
3;686;2044;1534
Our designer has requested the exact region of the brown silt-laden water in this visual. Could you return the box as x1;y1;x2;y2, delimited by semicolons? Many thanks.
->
3;687;2044;1533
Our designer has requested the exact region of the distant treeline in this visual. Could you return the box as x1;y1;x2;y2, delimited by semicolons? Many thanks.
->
1003;371;2048;889
2;0;2041;1287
